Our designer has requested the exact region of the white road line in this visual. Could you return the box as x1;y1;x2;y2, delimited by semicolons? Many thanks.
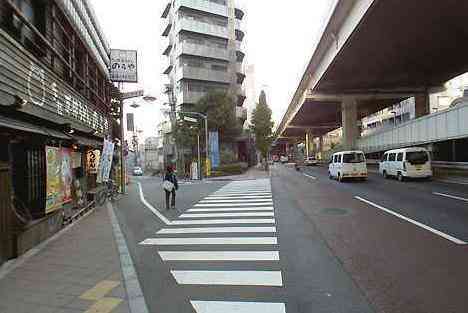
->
159;251;280;261
205;196;272;200
195;203;273;207
187;207;274;212
212;193;272;197
191;301;286;313
170;218;275;225
199;199;273;203
137;182;170;225
157;226;277;234
355;196;466;245
433;192;468;202
303;173;317;180
180;212;275;218
171;270;283;286
140;237;277;245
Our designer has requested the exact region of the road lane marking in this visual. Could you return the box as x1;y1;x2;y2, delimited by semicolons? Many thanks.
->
355;196;466;245
170;218;275;225
187;207;274;212
195;203;273;207
159;251;280;261
433;192;468;202
199;199;273;203
138;182;170;225
190;301;286;313
180;212;275;218
303;173;317;180
140;237;277;245
171;270;283;286
157;227;277;234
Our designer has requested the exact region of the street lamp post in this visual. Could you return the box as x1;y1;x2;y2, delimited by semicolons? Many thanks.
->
180;111;209;179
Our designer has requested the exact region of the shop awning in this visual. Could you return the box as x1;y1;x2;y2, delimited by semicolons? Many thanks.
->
72;135;103;148
0;115;71;140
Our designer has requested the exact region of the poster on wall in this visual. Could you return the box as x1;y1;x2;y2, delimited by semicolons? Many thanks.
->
97;139;115;183
61;148;73;204
71;152;82;168
46;147;63;213
209;131;220;169
87;150;100;174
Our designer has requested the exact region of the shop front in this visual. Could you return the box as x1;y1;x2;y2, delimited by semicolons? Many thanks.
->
0;14;114;259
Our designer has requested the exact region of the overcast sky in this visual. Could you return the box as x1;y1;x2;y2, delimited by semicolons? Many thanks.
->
91;0;335;139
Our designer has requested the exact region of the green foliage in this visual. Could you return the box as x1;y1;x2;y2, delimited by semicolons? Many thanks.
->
194;91;241;140
211;163;245;176
174;119;199;150
251;90;274;159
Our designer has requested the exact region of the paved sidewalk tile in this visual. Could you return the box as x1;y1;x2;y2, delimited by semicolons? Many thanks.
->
0;207;131;313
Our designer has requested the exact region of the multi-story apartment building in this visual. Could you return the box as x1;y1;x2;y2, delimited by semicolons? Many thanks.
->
161;0;247;122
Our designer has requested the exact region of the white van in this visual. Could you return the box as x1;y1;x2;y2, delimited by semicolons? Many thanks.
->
328;151;368;182
379;147;432;181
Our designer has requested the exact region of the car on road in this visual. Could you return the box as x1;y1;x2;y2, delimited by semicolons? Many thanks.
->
329;151;367;182
304;156;318;166
280;155;289;163
133;166;143;176
379;147;432;181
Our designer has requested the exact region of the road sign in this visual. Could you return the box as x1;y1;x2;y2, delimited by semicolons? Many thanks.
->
183;116;198;123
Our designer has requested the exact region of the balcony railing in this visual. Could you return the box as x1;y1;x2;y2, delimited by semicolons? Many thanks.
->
357;100;468;153
176;66;231;83
176;0;228;17
177;18;229;39
236;106;247;120
176;41;229;61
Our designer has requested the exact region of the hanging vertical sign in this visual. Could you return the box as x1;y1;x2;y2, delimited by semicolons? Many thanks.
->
87;150;100;174
126;113;135;131
97;139;115;183
209;131;220;169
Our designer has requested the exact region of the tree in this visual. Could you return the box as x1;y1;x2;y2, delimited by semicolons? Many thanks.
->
251;90;274;170
194;91;241;140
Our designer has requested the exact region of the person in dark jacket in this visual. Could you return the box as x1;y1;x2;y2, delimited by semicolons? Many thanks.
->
164;165;178;210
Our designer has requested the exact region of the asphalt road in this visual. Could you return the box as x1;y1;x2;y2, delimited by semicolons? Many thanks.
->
114;170;468;313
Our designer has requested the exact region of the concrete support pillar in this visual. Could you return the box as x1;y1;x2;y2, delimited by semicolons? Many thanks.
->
341;98;359;150
415;93;430;118
305;132;310;159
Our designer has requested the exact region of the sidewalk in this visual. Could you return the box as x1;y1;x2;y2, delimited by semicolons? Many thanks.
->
207;167;270;181
0;204;142;313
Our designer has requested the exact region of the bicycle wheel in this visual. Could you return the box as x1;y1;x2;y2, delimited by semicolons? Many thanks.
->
96;189;107;206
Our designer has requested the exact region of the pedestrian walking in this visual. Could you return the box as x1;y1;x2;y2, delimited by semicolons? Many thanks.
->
163;165;178;210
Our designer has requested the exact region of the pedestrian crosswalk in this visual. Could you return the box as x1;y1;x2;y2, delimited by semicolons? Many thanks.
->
139;178;286;313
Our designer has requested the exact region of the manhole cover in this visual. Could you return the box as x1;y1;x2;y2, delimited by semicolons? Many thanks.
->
320;208;350;215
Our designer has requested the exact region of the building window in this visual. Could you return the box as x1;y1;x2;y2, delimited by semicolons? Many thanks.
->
211;64;227;72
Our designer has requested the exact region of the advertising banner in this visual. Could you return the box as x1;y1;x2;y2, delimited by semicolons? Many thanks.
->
110;49;138;83
61;148;73;204
87;150;100;174
97;139;115;183
209;131;220;169
71;152;82;168
46;147;63;213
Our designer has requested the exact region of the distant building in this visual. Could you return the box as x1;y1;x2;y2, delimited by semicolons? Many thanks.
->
145;137;164;172
243;64;257;127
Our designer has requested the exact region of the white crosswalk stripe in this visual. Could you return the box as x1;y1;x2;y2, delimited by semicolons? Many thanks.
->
139;179;286;311
180;212;275;218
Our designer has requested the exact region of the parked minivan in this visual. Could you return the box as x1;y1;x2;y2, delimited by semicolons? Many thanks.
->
329;151;368;182
379;147;432;181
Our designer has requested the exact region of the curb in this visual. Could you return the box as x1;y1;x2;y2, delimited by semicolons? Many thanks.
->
107;202;149;313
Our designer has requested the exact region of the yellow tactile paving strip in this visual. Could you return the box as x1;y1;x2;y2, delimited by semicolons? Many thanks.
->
80;280;123;313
